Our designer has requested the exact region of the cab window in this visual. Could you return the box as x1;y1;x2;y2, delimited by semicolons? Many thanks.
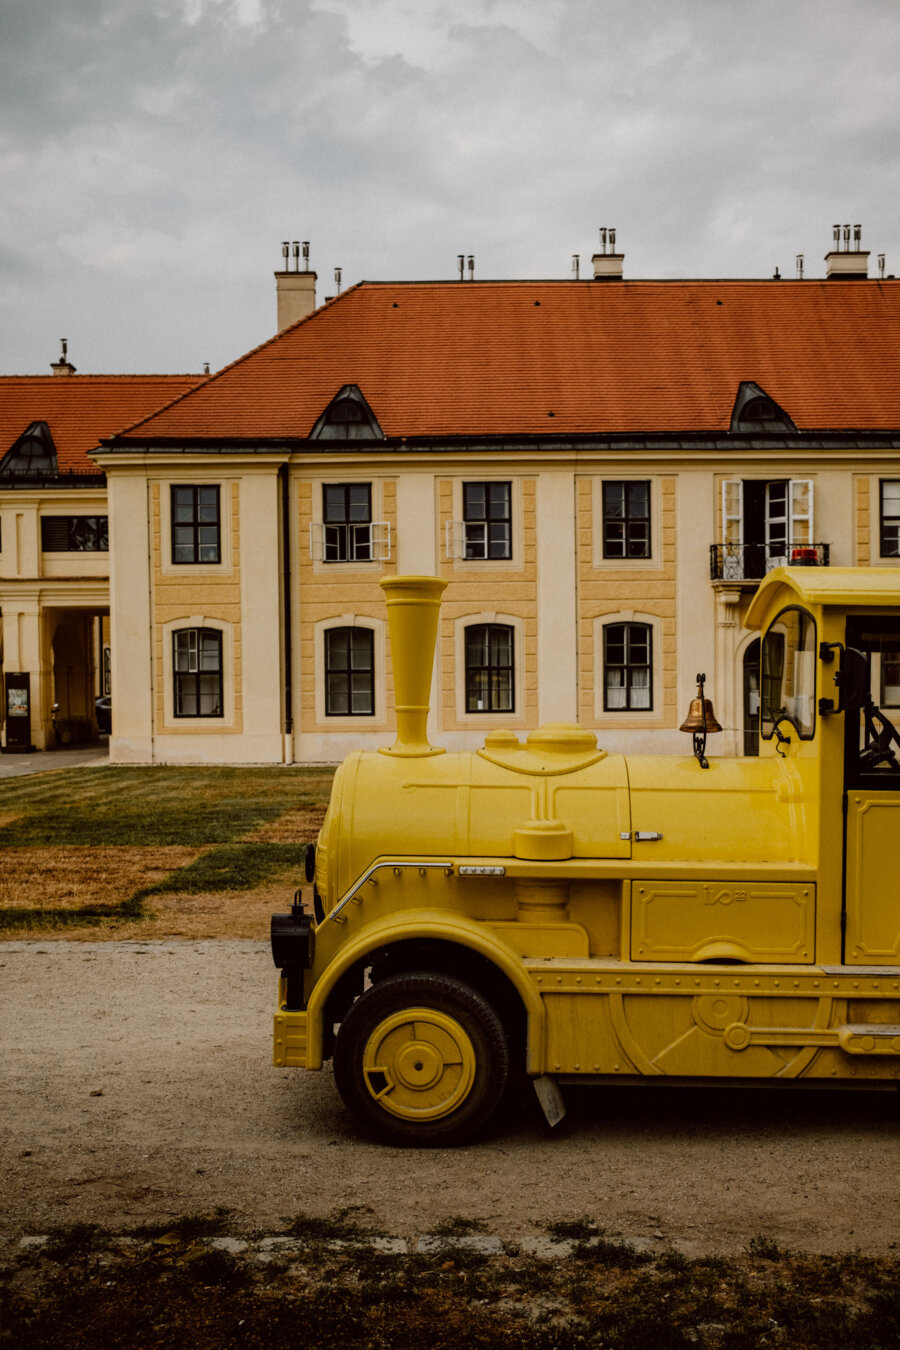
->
761;607;816;740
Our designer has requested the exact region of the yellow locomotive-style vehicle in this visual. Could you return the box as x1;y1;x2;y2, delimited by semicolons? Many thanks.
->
272;570;900;1144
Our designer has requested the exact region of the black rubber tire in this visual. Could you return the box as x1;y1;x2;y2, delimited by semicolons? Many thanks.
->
333;971;510;1146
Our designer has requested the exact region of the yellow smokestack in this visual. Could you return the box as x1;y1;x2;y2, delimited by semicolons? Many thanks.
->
380;575;448;758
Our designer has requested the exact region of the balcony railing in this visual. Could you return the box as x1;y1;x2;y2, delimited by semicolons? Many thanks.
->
710;542;830;581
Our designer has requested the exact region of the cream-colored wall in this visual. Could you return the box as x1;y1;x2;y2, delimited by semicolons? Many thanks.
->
105;469;154;760
94;445;900;766
537;472;577;723
101;454;289;764
576;473;680;754
0;488;110;749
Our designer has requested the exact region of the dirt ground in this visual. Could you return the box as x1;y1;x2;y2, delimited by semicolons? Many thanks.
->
2;938;899;1256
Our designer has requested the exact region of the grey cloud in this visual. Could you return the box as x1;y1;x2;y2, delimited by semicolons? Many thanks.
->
1;0;899;372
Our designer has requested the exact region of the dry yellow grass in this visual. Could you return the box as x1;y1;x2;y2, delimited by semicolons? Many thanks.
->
5;882;305;942
243;804;327;843
0;846;200;913
0;771;332;941
0;845;312;941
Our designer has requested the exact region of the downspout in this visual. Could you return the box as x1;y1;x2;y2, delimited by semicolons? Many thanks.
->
280;463;293;763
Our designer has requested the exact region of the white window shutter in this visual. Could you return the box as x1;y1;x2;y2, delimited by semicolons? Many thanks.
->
309;521;324;562
445;519;465;560
372;521;391;562
789;480;813;548
721;480;743;578
722;480;743;544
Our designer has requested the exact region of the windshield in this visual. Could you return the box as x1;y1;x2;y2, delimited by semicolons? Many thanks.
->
844;618;900;783
760;607;816;740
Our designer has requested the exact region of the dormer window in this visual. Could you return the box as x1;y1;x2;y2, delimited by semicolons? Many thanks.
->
730;382;796;434
741;397;780;424
330;398;364;426
0;422;58;479
310;385;383;441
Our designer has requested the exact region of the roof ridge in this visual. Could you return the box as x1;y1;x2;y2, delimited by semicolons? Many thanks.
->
106;284;364;441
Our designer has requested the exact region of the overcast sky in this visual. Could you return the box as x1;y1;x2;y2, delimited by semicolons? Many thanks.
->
2;0;899;375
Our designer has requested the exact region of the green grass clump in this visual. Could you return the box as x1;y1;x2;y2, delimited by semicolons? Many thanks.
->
0;765;331;848
128;843;308;901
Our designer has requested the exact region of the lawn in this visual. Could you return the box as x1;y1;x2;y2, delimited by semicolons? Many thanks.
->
0;765;334;940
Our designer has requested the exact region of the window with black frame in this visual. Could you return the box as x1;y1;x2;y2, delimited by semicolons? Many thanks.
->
880;481;900;557
171;486;220;564
325;627;375;715
173;628;223;717
462;482;511;560
603;622;652;711
323;483;372;562
465;624;514;712
602;481;651;559
41;517;109;551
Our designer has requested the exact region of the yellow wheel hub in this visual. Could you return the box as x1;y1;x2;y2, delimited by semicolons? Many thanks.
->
362;1007;477;1120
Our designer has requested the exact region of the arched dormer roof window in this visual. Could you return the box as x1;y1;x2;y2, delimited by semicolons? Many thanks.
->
309;385;383;441
0;421;58;478
730;382;797;434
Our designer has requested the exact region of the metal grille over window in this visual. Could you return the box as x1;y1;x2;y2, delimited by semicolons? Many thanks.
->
41;516;108;551
604;622;652;711
603;481;650;559
171;486;220;564
465;623;514;712
173;628;223;717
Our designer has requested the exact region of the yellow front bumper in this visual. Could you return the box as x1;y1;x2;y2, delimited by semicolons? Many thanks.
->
273;1011;309;1068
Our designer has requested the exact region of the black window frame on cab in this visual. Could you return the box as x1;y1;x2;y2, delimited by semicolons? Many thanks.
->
325;627;375;716
463;482;512;560
465;623;515;713
171;486;221;565
602;481;651;560
323;483;373;563
760;606;817;742
172;627;223;718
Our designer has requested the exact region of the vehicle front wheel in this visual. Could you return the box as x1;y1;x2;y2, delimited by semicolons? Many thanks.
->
332;971;510;1146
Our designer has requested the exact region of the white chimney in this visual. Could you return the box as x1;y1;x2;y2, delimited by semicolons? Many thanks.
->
275;240;318;330
825;223;869;279
592;227;624;280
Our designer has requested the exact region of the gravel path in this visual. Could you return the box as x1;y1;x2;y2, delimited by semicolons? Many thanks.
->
2;939;898;1255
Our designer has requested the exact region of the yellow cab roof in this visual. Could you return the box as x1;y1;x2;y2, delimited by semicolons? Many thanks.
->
745;567;900;631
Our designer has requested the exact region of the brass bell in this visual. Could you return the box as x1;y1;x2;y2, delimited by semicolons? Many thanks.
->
680;673;722;769
680;697;723;735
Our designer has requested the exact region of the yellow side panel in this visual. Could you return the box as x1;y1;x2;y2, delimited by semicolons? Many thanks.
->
489;921;590;959
845;793;900;965
631;881;815;963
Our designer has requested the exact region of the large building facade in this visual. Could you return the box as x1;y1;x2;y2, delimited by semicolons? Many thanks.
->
88;245;900;765
0;364;200;750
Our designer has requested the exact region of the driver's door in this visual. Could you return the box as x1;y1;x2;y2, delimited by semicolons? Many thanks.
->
843;618;900;966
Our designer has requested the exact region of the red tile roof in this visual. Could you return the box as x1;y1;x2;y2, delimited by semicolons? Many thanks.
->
0;375;203;473
111;280;900;444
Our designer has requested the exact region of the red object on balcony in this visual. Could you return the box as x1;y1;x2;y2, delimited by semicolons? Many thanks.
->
791;547;819;566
